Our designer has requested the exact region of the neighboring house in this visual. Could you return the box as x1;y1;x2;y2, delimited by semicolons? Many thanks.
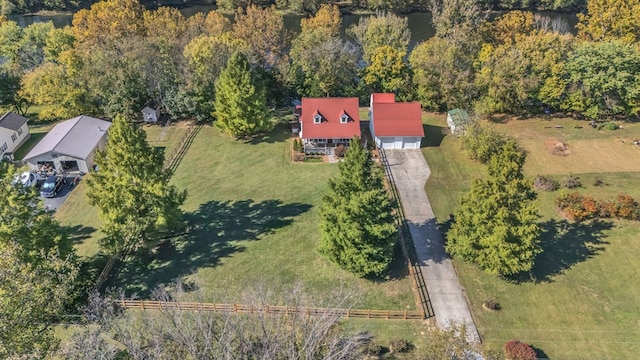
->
369;93;424;149
142;101;161;123
23;115;112;174
447;108;470;136
299;97;361;151
0;112;30;160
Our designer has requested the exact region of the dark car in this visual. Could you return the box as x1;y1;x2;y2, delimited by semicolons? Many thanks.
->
40;175;66;198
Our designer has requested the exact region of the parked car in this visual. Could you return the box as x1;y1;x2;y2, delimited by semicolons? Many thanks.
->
11;171;37;188
40;175;66;198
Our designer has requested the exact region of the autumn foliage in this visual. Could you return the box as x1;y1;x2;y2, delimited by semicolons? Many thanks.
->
556;192;640;221
504;340;537;360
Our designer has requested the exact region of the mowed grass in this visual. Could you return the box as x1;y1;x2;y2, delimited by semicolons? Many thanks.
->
423;114;640;359
94;124;416;311
493;118;640;174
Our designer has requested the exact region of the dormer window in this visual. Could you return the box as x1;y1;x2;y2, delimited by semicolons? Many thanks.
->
340;111;349;124
313;112;322;124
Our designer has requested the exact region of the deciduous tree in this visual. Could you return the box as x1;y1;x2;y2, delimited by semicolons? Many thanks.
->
577;0;640;42
447;141;541;276
409;38;477;111
349;12;411;64
232;5;289;68
363;45;409;95
563;40;640;118
214;52;271;138
86;115;186;254
318;137;397;277
290;6;359;97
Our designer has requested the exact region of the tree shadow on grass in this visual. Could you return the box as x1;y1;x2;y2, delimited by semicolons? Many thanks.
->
518;219;612;283
65;225;97;245
107;199;312;297
247;123;291;145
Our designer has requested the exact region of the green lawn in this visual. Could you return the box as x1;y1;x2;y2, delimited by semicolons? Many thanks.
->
13;124;53;160
65;123;416;314
423;114;640;359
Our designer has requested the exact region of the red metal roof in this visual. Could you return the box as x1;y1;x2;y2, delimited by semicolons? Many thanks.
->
300;98;361;139
372;102;425;137
371;93;396;104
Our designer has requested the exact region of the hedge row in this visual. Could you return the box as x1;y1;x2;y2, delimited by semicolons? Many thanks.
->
555;192;640;222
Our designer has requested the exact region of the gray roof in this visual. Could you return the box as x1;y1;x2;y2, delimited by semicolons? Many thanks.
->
0;112;29;131
447;108;470;126
24;115;112;161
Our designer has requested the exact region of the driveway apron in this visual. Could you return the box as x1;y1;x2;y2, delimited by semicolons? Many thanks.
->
385;149;480;342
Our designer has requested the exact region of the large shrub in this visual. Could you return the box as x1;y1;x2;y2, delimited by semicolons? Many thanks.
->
504;340;537;360
460;122;510;163
555;192;596;221
616;194;640;220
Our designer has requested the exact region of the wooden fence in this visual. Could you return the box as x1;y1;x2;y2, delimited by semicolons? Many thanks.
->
378;147;435;319
115;300;425;320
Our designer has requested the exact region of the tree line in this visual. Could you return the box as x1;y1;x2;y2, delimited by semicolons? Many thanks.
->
0;0;589;17
1;0;638;124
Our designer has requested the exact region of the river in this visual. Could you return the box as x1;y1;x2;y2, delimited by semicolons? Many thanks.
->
7;6;578;49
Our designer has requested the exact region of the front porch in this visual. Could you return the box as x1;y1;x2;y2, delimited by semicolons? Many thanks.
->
302;138;351;155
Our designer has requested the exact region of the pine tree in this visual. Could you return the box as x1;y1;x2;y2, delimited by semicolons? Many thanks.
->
318;137;397;277
447;140;541;276
214;51;271;138
86;115;186;254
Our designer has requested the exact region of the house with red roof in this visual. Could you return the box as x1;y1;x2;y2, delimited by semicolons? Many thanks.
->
298;97;361;152
369;93;424;149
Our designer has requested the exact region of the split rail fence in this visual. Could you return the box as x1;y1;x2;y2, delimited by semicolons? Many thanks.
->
116;300;425;320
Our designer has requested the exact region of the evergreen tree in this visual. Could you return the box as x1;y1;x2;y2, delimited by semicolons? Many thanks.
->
86;115;186;254
447;140;541;276
318;137;397;277
214;51;271;138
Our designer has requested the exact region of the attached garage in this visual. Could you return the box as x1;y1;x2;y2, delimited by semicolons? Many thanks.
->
376;136;421;149
23;115;111;174
370;93;425;150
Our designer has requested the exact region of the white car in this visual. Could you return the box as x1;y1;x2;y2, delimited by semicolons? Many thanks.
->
11;171;37;188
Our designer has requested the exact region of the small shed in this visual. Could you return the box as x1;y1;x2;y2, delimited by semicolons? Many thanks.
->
447;109;470;136
142;101;161;123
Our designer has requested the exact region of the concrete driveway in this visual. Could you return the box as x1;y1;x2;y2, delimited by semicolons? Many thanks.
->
385;149;480;342
40;175;81;211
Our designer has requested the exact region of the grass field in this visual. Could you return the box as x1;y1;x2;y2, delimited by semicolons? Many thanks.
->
423;114;640;359
492;117;640;174
63;122;416;313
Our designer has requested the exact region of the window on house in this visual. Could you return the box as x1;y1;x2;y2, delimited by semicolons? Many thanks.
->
313;114;322;124
0;142;7;154
17;128;22;135
340;114;349;124
11;134;17;142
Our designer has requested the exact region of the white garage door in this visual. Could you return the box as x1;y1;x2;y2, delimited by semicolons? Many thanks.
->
395;137;404;149
381;138;395;149
404;137;418;149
